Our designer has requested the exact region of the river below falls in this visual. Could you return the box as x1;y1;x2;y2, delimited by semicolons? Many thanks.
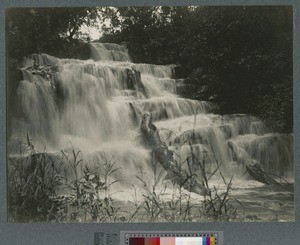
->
229;181;294;221
107;177;295;222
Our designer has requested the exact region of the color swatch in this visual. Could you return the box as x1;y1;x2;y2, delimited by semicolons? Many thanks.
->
128;236;215;245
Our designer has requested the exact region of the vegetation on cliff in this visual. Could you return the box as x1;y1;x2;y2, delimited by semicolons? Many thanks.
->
99;6;293;133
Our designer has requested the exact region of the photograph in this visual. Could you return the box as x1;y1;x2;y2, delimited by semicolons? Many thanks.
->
6;6;294;223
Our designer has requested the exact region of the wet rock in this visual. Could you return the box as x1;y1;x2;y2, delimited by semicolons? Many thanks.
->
126;67;146;96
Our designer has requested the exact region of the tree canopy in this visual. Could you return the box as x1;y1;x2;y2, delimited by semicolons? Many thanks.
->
6;7;97;59
99;6;293;133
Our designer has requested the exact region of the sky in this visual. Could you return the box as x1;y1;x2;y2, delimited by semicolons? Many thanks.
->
80;24;102;41
79;12;114;41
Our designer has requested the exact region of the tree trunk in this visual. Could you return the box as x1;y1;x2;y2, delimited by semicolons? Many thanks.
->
140;112;206;195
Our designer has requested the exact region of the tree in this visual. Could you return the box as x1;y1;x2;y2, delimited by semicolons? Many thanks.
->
6;7;98;59
99;6;293;133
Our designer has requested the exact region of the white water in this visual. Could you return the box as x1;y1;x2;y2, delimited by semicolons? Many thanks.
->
9;43;294;220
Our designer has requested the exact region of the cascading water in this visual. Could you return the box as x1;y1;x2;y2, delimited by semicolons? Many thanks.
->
9;42;294;220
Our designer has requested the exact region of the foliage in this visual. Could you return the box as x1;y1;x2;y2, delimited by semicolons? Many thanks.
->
8;135;63;222
99;6;293;133
132;158;200;222
8;137;120;223
199;170;237;221
59;150;120;222
6;7;97;59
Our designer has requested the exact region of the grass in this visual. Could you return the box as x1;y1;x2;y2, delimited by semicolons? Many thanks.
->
8;133;240;223
8;135;63;222
8;135;121;223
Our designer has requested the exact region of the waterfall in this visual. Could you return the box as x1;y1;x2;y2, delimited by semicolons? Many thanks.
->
9;42;294;192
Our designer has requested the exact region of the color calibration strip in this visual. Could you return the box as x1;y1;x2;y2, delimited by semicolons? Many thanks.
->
128;236;215;245
125;232;218;245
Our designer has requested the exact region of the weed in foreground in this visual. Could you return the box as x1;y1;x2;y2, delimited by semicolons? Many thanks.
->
8;135;120;223
131;114;241;222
